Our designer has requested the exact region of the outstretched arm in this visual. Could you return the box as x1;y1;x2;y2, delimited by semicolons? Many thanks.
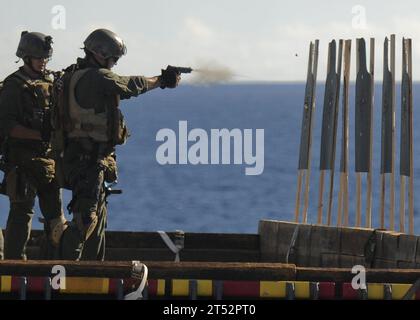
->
145;76;162;91
99;68;181;99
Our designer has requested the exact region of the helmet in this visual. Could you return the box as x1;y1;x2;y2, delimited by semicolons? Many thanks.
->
16;31;53;59
83;29;127;59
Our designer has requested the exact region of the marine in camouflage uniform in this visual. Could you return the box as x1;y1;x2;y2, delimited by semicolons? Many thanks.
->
0;31;67;260
58;29;180;260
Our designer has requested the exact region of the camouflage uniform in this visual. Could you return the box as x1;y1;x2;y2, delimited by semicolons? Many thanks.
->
59;29;179;261
59;58;148;260
0;67;64;259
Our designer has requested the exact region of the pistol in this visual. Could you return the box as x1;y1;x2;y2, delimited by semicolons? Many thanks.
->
167;65;193;74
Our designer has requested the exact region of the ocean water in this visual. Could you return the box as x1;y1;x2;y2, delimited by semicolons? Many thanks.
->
0;83;419;234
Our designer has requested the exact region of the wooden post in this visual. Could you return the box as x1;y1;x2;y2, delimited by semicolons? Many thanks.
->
407;39;414;235
296;40;319;224
400;175;406;233
302;171;311;224
317;170;325;224
366;38;375;228
337;39;351;227
379;37;387;228
356;172;362;227
295;170;303;222
337;173;344;226
295;40;319;223
390;34;396;231
327;40;343;226
344;173;349;226
380;174;386;228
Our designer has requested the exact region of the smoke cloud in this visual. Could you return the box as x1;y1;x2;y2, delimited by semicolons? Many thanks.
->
189;60;235;85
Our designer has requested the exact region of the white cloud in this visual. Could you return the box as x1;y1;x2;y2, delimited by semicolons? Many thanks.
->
183;17;214;40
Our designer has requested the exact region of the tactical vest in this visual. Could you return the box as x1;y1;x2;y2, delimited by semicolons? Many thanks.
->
10;70;53;131
65;68;128;145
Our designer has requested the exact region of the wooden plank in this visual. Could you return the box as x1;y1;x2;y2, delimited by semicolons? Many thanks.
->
415;238;420;264
320;253;340;267
397;234;417;263
340;227;373;256
356;173;362;227
259;220;281;262
317;170;325;224
259;220;301;263
0;260;135;278
2;260;420;284
109;232;260;250
26;246;260;263
27;230;259;250
295;224;313;267
397;261;417;269
400;176;406;232
0;261;297;281
380;174;386;229
309;224;341;267
337;254;367;268
320;226;341;255
407;38;414;235
374;231;399;262
366;38;375;229
145;261;296;281
104;248;260;262
295;170;304;222
337;174;344;226
374;259;398;268
390;34;396;232
297;267;420;284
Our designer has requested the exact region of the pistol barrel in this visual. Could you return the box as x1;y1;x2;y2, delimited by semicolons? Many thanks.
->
176;67;193;74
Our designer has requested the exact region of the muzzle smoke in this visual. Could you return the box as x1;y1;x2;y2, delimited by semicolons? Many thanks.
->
190;61;235;84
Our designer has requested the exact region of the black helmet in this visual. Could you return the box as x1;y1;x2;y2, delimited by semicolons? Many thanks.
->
16;31;53;59
83;29;127;59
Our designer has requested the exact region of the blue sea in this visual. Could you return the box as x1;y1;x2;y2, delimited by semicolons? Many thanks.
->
0;83;419;234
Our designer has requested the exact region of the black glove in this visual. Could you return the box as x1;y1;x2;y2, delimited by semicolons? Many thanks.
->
160;65;180;89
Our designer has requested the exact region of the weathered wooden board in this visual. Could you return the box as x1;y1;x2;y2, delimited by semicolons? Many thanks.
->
259;219;281;262
0;261;296;281
397;234;418;263
0;260;420;284
27;230;259;250
339;226;373;256
259;219;420;269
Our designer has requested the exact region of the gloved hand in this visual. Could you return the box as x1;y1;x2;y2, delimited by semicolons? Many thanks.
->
160;66;181;89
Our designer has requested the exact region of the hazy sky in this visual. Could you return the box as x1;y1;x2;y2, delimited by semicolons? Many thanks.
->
1;0;420;81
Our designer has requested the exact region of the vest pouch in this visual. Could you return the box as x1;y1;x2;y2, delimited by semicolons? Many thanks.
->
101;154;118;183
27;157;56;186
112;108;129;146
